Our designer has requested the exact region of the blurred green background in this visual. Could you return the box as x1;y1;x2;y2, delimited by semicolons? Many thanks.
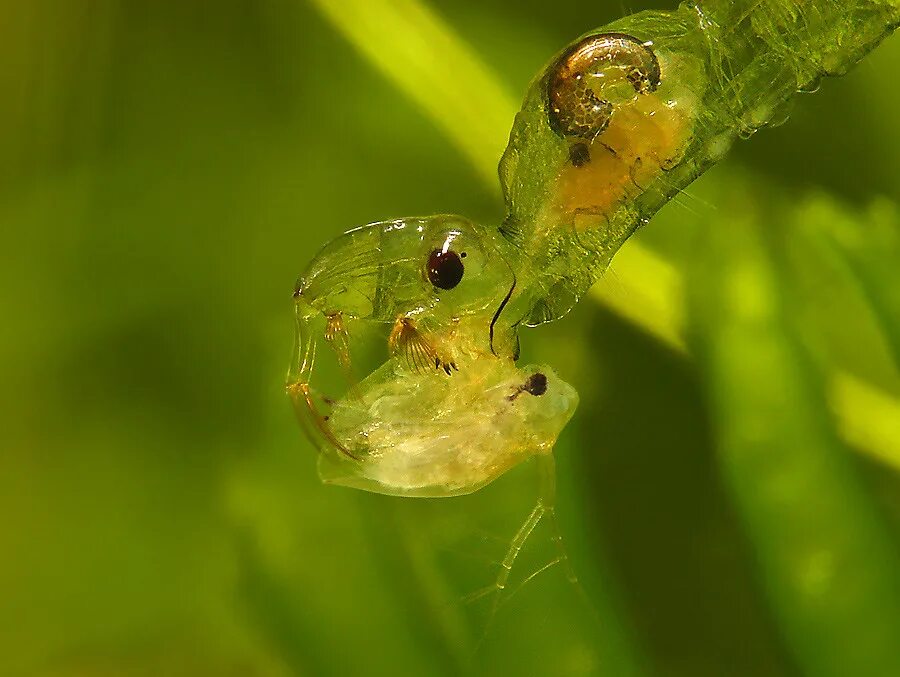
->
3;1;900;675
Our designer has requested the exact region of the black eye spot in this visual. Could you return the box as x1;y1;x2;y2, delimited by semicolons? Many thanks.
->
506;372;549;403
427;249;465;290
524;373;548;396
569;142;591;167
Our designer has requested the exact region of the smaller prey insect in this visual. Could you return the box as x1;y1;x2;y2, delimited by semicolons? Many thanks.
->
289;216;578;493
290;18;700;611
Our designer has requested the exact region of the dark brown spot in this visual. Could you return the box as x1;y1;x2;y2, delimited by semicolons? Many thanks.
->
569;142;591;167
524;373;548;396
426;249;465;290
508;372;549;402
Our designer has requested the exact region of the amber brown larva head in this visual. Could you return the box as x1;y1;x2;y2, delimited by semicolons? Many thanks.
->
547;32;661;139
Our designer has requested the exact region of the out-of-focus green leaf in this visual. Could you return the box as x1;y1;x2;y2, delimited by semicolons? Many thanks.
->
797;196;900;367
590;209;900;473
766;192;900;471
307;0;516;189
4;0;900;674
830;372;900;471
686;195;900;677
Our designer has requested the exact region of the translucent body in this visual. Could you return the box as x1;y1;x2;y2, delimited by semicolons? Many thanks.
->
320;358;577;497
296;216;516;326
289;215;578;496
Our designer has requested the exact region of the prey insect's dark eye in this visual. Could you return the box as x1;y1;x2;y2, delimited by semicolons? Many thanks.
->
524;373;548;396
427;249;465;290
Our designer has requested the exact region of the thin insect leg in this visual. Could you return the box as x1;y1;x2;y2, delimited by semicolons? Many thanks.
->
489;500;546;619
287;307;359;460
460;585;497;607
498;556;562;608
324;312;361;399
599;140;619;158
471;457;599;653
481;455;574;631
538;455;601;622
470;497;546;651
538;454;580;585
545;505;579;586
288;381;360;461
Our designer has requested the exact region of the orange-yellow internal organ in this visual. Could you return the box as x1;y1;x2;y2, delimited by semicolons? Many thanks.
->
551;93;690;228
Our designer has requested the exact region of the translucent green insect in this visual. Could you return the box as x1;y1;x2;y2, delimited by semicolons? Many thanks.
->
288;0;900;609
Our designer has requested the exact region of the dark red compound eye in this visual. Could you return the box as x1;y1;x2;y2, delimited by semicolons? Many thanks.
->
426;249;465;290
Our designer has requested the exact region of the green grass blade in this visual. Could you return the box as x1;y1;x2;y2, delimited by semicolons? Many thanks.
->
806;197;900;365
686;206;900;677
307;0;516;188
